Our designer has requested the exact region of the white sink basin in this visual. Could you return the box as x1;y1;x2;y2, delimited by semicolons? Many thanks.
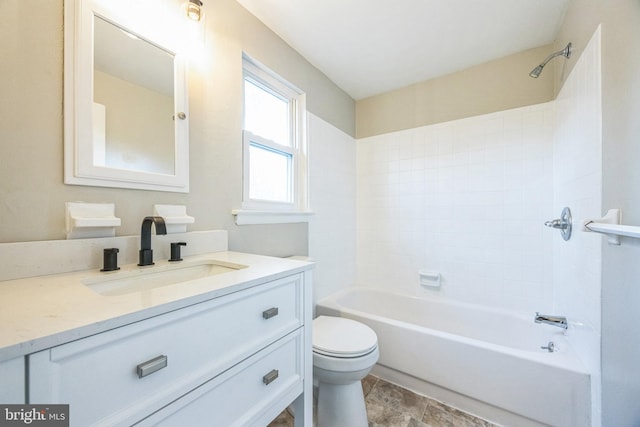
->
82;260;247;296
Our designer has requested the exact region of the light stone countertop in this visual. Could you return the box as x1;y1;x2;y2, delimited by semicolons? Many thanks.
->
0;251;313;362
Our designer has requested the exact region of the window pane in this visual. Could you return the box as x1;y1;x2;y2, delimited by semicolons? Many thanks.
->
244;79;290;147
249;143;292;203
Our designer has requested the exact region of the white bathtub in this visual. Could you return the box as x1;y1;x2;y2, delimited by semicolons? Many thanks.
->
316;287;590;427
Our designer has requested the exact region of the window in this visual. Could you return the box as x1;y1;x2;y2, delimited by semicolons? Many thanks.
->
236;55;309;224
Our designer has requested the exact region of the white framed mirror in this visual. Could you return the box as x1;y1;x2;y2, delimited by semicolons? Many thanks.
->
64;0;190;192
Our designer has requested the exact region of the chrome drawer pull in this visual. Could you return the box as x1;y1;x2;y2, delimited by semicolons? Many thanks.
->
262;307;279;319
263;369;279;385
137;355;168;378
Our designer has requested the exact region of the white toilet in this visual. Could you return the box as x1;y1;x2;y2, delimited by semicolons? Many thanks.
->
313;315;379;427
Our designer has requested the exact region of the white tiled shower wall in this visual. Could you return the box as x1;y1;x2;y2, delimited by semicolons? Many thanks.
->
553;26;602;426
356;105;556;312
308;113;357;303
554;26;602;334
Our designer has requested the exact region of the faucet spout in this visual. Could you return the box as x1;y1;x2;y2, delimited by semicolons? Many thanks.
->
138;216;167;266
534;312;568;330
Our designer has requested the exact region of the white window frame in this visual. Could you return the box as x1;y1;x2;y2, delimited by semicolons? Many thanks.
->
233;54;310;225
243;132;294;205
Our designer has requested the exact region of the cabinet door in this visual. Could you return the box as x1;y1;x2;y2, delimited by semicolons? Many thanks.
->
136;329;304;427
0;357;25;403
29;274;302;426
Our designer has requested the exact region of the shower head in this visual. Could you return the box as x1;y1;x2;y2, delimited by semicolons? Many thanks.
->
529;64;545;78
529;42;572;78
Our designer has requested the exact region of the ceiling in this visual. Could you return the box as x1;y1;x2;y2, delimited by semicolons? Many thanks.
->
235;0;570;100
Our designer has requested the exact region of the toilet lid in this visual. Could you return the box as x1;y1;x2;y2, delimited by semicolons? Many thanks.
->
313;316;378;358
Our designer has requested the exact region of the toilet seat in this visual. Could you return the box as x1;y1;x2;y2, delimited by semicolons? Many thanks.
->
313;316;378;358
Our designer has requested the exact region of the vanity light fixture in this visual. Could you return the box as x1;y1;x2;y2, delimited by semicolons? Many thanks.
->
185;0;204;22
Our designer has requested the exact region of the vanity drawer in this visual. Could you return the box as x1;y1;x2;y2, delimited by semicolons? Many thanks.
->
28;274;302;427
137;328;304;427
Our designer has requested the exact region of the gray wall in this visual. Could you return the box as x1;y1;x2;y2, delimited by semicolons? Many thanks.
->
0;0;354;257
556;1;640;425
355;45;556;138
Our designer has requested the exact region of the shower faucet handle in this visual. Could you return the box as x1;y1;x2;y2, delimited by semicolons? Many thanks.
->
544;219;567;229
544;207;572;241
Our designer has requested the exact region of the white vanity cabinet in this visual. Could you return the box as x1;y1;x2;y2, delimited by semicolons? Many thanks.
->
28;273;310;426
0;356;25;403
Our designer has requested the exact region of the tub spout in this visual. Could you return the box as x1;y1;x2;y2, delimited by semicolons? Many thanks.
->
534;312;568;330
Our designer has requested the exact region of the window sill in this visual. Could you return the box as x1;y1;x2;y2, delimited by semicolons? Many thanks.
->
231;209;313;225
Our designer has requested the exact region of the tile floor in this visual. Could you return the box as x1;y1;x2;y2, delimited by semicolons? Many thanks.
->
268;374;498;427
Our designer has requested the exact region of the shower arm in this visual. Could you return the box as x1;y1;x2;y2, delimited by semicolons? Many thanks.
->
529;42;572;78
539;43;572;68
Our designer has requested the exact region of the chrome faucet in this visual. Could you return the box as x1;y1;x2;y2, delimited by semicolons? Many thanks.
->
138;216;167;266
534;312;568;330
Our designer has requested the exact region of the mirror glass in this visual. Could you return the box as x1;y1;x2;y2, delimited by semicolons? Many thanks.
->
93;16;175;175
64;0;189;193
